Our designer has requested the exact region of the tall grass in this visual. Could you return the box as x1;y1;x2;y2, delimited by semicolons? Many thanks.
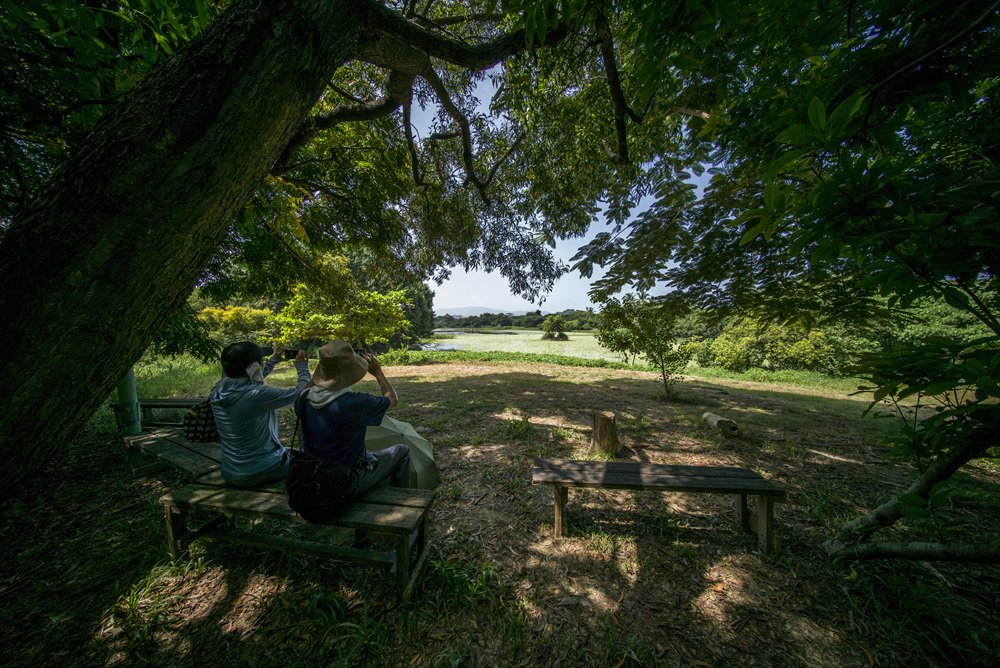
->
133;354;219;397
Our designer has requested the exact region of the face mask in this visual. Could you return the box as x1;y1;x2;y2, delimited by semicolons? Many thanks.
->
245;362;265;384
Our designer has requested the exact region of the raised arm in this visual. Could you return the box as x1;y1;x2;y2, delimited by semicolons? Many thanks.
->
363;353;398;408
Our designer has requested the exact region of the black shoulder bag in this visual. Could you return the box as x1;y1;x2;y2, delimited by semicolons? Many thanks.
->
285;395;360;523
183;398;219;442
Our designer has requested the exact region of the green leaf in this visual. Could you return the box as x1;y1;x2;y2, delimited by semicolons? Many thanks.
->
739;217;773;245
941;287;971;310
975;375;1000;396
763;147;815;178
827;92;865;133
672;53;701;70
776;124;823;145
928;483;950;507
961;358;988;377
872;384;895;401
923;380;959;396
810;238;842;263
808;96;826;130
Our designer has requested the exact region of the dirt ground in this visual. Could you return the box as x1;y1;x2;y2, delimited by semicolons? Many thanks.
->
1;361;998;667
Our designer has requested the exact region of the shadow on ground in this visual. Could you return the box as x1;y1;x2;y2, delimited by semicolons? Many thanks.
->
1;361;998;666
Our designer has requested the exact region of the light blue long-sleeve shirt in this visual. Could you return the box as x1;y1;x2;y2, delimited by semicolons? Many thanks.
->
210;355;310;484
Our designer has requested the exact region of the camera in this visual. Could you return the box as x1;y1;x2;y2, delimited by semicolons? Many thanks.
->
283;349;301;360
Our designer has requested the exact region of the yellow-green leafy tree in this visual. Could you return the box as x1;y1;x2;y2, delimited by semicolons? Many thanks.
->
197;305;275;342
270;255;410;346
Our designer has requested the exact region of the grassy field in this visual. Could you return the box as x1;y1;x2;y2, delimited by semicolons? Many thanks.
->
2;356;998;666
430;330;863;394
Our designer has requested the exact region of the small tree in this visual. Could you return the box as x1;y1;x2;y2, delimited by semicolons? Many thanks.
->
541;314;568;340
197;305;275;342
270;255;410;346
598;295;693;396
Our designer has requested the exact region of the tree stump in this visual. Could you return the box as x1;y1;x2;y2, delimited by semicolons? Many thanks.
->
702;411;739;435
591;411;621;455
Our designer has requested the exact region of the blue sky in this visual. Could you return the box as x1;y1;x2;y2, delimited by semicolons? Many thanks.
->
427;233;610;313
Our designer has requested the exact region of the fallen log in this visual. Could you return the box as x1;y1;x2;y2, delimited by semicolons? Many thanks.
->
703;411;738;435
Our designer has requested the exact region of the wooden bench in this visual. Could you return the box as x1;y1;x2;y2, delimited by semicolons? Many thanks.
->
531;458;786;551
161;482;434;601
114;397;202;429
126;426;435;600
124;426;221;478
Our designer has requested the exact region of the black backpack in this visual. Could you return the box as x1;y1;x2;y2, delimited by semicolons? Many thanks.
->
285;398;359;522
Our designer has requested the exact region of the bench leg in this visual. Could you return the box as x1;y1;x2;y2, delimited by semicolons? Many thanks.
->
553;485;568;538
756;496;775;552
164;505;188;558
394;533;412;599
399;520;430;602
735;493;750;531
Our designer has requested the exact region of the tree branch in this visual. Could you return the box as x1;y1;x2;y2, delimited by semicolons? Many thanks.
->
955;277;1000;336
870;1;1000;94
420;65;489;204
482;131;525;189
328;83;366;104
276;70;415;171
364;0;567;71
280;177;352;202
826;419;999;555
402;99;424;186
413;12;506;28
833;540;1000;563
596;12;640;164
672;105;711;120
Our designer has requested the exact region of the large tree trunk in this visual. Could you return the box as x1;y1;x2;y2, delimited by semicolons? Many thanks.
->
0;0;365;489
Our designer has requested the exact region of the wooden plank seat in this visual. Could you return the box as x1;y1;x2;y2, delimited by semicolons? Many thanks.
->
531;458;786;551
129;426;435;599
160;483;435;601
123;426;220;478
114;397;202;428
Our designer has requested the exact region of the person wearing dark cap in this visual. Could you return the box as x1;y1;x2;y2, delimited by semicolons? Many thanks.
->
295;340;410;496
211;341;310;487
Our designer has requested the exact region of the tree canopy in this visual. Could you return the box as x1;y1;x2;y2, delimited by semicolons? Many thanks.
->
2;0;1000;562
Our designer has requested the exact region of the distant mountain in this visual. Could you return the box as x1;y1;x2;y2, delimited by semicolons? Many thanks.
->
434;306;537;317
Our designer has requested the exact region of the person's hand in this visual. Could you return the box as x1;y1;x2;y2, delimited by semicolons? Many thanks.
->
363;352;382;376
295;349;308;363
274;343;287;357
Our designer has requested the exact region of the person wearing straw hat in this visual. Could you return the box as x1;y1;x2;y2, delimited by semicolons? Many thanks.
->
295;340;411;496
211;341;310;487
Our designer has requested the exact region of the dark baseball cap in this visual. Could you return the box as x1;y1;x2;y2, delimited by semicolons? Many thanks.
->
221;341;274;377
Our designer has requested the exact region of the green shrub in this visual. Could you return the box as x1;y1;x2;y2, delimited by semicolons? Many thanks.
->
706;318;865;375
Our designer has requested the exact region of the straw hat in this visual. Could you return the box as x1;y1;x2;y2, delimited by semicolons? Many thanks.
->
311;340;369;390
